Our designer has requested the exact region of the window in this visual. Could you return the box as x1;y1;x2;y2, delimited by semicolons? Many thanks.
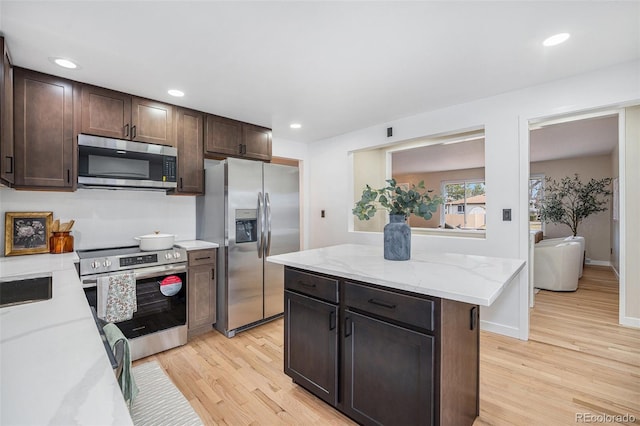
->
442;180;486;229
351;128;485;237
529;174;544;231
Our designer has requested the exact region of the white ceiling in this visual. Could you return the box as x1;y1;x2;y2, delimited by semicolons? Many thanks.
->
0;1;638;143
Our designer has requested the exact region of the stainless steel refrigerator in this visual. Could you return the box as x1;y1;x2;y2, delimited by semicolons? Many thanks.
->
196;158;300;337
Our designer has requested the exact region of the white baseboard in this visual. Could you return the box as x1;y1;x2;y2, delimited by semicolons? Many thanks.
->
620;316;640;328
480;320;523;340
611;265;620;279
584;259;611;267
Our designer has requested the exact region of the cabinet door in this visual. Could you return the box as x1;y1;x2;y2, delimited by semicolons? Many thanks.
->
284;290;338;406
204;115;242;156
188;260;216;336
0;37;14;184
175;107;203;194
242;123;272;161
343;310;434;426
131;97;176;146
14;68;75;189
81;85;131;139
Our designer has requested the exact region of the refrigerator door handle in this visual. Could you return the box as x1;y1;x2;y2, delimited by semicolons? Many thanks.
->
265;192;272;256
257;192;265;258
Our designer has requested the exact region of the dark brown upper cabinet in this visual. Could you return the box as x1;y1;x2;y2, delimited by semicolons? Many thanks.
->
172;107;203;195
205;114;272;161
13;68;76;190
0;37;14;185
80;85;176;147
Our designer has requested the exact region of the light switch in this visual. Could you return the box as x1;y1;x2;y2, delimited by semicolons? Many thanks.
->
502;209;511;221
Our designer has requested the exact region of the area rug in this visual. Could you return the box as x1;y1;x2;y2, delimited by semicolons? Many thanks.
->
130;361;203;426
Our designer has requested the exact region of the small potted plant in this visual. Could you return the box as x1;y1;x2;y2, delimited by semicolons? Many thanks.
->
353;178;442;260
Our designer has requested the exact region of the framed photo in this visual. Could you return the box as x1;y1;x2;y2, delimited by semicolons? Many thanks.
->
4;212;53;256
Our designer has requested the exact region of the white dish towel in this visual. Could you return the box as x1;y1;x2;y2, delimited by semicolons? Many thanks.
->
97;272;137;323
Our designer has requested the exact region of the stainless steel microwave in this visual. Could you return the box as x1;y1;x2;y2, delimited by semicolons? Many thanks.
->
77;134;177;190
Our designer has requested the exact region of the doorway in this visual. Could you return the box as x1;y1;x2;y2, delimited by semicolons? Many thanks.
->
527;110;620;317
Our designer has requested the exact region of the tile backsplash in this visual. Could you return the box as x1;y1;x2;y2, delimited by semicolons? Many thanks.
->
0;187;196;255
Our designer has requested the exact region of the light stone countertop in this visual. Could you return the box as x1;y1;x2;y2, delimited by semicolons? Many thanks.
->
0;252;133;425
267;244;525;306
174;240;219;251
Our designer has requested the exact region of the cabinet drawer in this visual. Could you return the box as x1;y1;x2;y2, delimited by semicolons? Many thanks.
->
344;281;435;331
187;249;216;266
285;268;339;303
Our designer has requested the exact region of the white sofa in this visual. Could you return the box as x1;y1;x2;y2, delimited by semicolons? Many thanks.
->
536;236;585;278
534;241;582;291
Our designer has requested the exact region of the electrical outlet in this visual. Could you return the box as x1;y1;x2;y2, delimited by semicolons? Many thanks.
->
321;210;325;218
502;209;511;221
387;127;393;137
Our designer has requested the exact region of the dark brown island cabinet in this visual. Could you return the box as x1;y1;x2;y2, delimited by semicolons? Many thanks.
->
13;68;77;190
284;267;479;426
187;248;217;338
80;84;176;147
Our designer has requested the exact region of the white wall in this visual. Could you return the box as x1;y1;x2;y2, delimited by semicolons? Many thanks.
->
0;187;195;254
304;60;640;340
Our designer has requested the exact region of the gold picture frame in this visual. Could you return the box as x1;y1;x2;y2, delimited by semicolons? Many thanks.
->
4;212;53;256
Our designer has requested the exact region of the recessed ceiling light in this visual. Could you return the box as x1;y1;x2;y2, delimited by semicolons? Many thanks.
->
290;123;302;129
168;89;185;97
52;58;78;69
543;33;570;47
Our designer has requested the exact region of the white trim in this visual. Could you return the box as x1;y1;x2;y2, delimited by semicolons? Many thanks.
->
618;110;627;325
612;265;620;279
520;115;532;339
620;316;640;328
584;259;611;267
480;320;522;340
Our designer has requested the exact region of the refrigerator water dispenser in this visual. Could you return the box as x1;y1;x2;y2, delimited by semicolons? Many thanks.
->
235;209;257;243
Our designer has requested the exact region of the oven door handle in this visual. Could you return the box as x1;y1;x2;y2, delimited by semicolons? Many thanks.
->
134;264;187;280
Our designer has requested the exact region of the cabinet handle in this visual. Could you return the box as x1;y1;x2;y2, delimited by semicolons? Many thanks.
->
345;317;352;337
67;169;71;184
368;298;396;309
195;256;211;261
238;143;243;154
124;124;129;137
131;125;137;139
297;281;316;289
470;306;478;330
180;177;183;190
329;311;336;331
5;156;13;173
211;268;215;281
243;144;247;154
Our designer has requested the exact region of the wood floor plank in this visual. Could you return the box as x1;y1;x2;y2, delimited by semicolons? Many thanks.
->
132;265;639;425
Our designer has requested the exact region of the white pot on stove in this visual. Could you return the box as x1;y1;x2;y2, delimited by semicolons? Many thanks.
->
134;232;176;251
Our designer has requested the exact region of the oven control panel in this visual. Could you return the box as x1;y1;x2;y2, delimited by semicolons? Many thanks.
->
78;247;187;276
120;254;158;268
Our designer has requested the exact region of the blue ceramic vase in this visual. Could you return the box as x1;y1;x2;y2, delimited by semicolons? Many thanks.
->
384;214;411;261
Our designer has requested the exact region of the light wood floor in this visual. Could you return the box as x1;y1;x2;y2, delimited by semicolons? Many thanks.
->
135;265;639;425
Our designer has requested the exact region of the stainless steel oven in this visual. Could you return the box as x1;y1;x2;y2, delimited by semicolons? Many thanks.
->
78;246;188;360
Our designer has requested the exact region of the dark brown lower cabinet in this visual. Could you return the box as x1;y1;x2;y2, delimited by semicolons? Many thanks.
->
284;290;338;406
283;266;479;426
343;310;434;425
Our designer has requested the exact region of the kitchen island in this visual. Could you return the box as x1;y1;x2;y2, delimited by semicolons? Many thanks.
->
0;253;133;425
267;244;524;426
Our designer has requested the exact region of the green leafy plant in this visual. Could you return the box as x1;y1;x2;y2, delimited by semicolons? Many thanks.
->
538;174;612;237
353;178;442;221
